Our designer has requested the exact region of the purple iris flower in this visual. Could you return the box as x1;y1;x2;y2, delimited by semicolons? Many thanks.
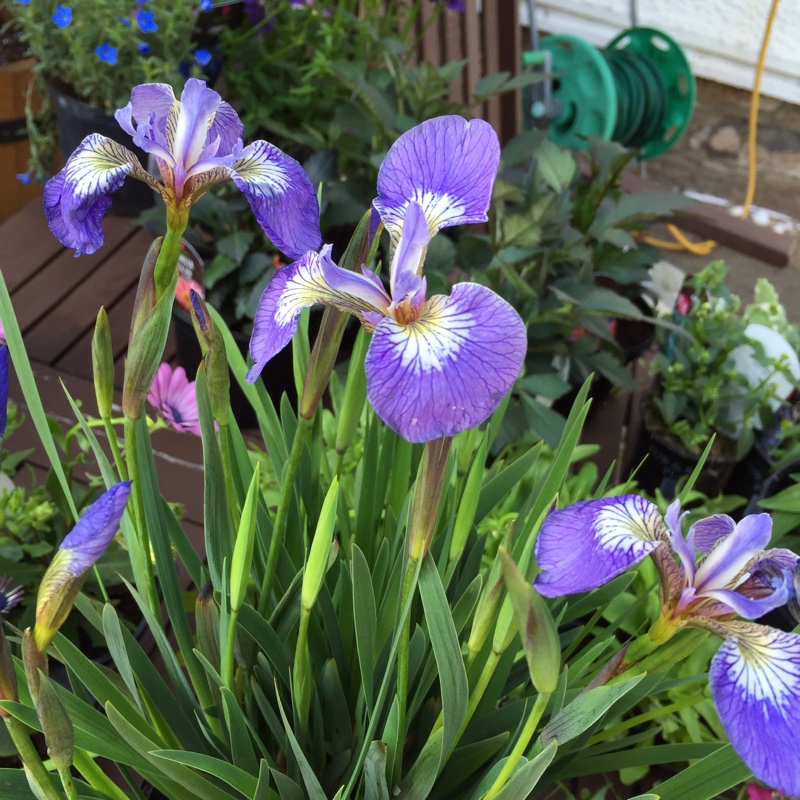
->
247;116;526;443
51;5;72;28
0;344;8;442
534;495;800;797
136;8;157;32
95;43;118;65
0;577;23;614
43;79;321;258
34;482;131;651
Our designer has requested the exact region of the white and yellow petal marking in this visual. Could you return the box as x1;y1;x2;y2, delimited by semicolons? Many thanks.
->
365;282;526;443
710;623;800;796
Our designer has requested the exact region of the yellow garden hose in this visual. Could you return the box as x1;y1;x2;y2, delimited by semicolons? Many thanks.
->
641;0;781;255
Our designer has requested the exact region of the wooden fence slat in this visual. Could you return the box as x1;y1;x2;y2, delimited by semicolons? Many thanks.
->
443;8;466;103
480;1;503;134
497;0;522;143
464;0;482;106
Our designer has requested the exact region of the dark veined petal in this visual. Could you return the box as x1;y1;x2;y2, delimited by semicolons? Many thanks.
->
59;482;132;574
209;100;243;157
231;140;322;260
701;585;789;619
373;116;500;244
44;134;158;255
364;282;525;442
248;247;391;382
534;495;667;598
694;514;773;594
710;624;800;796
687;514;736;552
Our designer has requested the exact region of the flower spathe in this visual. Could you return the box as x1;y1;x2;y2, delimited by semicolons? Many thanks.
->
34;482;131;651
534;495;800;796
248;115;527;443
44;79;322;258
147;363;201;435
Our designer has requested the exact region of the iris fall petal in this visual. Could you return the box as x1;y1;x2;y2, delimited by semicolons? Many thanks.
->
364;282;525;442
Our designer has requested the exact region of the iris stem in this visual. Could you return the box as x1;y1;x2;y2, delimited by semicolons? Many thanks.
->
482;692;551;800
152;228;183;301
5;717;62;800
257;414;313;615
293;606;312;728
57;765;80;800
123;416;160;619
103;418;128;481
221;603;240;695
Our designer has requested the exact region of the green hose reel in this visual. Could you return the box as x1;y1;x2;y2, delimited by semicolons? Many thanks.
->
525;27;696;160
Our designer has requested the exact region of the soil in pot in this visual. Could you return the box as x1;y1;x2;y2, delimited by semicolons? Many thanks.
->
49;81;155;217
633;394;738;498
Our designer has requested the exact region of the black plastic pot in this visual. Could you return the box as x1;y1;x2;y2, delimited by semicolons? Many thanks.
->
49;83;155;217
726;441;774;511
634;396;737;499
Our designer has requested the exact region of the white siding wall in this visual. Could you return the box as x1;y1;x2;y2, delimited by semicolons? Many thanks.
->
522;0;800;104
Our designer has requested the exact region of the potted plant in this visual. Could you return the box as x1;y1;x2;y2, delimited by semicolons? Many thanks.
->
460;133;690;446
637;262;800;497
5;0;213;212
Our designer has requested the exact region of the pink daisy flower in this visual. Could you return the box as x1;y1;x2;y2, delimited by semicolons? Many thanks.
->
147;363;201;436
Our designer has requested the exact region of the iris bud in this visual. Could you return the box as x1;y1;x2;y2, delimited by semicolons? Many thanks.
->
302;477;339;612
92;308;114;420
35;671;74;770
189;291;229;426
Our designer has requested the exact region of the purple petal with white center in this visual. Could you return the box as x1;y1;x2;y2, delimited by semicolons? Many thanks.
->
694;514;774;594
60;482;132;574
534;495;667;598
231;140;322;259
373;116;500;244
710;624;800;797
702;585;789;619
44;134;154;255
389;200;430;297
248;247;391;382
688;514;736;552
170;79;223;188
664;498;696;584
364;282;525;443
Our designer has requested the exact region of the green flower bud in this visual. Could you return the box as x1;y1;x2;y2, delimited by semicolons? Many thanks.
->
189;291;229;427
408;438;453;563
195;583;220;672
123;237;179;420
230;464;260;613
35;671;74;770
302;477;339;611
468;524;513;655
499;547;560;694
91;308;114;420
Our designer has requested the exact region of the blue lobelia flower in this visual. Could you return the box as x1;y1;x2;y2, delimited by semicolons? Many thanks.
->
51;5;72;28
43;79;321;258
247;115;527;443
199;0;213;10
135;8;157;32
34;482;131;650
137;41;151;55
95;42;118;65
194;48;211;66
0;344;8;443
534;495;800;796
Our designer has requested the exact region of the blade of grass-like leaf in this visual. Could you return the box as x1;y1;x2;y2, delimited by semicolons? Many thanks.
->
653;744;752;800
208;305;288;470
151;751;258;798
220;687;259;776
275;685;328;800
352;545;377;713
678;435;715;504
0;271;77;519
418;554;468;765
101;603;143;715
493;740;557;800
475;443;542;525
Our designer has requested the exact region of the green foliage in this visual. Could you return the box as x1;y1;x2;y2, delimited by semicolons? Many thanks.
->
651;261;798;458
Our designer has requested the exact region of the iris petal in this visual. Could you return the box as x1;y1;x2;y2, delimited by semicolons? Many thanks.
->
687;514;736;552
710;624;800;796
248;247;391;382
364;282;525;442
373;115;500;244
665;498;696;584
534;495;666;598
694;514;773;594
231;140;322;260
702;586;789;619
389;199;430;298
44;134;157;255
